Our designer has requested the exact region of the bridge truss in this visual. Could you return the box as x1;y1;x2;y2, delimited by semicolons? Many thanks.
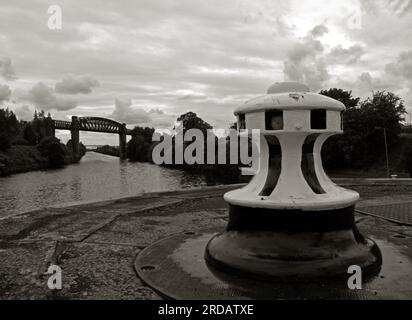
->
52;117;132;135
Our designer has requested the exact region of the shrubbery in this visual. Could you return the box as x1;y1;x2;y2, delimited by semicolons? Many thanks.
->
0;108;18;151
0;133;11;151
37;136;68;167
127;127;155;162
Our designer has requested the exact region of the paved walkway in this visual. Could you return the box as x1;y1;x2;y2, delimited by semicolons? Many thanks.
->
1;182;412;299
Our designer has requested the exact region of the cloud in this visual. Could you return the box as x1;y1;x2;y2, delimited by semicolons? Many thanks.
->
110;98;176;127
283;24;330;90
310;24;329;38
0;84;11;103
362;0;412;18
327;44;365;64
110;98;152;124
55;75;100;94
13;104;33;121
385;50;412;80
0;57;16;80
26;82;77;111
1;0;412;136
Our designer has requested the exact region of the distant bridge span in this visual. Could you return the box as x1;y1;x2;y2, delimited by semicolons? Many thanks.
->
52;116;133;159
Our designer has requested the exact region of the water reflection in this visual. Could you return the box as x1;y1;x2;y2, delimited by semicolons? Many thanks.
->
0;152;211;218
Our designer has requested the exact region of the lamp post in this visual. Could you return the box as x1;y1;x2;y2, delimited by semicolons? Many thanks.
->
375;127;390;178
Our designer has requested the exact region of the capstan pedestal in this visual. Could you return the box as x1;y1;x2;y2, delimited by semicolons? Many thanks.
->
205;82;382;281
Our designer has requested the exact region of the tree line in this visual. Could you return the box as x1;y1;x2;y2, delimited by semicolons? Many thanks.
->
126;89;412;179
0;108;85;168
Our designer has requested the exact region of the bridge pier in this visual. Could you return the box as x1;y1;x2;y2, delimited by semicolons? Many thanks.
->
119;123;127;160
53;116;130;160
71;116;80;161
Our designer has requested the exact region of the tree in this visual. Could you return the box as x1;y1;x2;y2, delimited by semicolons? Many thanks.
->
319;88;360;109
319;89;361;169
127;126;155;162
359;91;406;147
37;136;67;167
0;133;11;151
24;109;54;144
24;124;40;145
175;112;212;134
0;108;19;151
0;108;19;136
320;89;406;170
127;135;152;162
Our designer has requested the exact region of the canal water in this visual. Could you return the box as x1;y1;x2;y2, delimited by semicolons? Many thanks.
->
0;152;210;218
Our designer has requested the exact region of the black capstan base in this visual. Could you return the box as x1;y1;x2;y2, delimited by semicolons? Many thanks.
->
205;204;382;282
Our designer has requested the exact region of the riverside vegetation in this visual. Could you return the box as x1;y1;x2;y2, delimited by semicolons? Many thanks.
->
3;88;411;179
119;88;412;181
0;109;86;176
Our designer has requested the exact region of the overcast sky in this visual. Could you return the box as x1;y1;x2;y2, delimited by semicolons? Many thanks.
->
1;0;412;144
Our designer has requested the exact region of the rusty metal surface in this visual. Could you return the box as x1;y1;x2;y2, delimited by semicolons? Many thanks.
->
135;230;412;300
357;201;412;225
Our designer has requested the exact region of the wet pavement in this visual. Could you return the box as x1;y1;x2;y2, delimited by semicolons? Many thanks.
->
0;181;412;299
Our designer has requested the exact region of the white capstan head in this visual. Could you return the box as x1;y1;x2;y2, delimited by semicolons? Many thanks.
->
235;82;345;133
226;82;358;211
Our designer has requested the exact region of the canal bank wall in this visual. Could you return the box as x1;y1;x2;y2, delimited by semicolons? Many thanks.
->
1;181;412;299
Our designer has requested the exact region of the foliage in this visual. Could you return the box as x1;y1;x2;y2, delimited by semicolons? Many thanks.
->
127;135;152;162
23;123;40;145
175;112;212;134
0;108;19;135
66;139;86;158
319;88;360;110
37;136;68;167
95;145;120;157
126;126;155;162
23;110;54;145
0;133;11;151
0;108;19;150
320;89;406;169
12;138;31;146
129;126;155;141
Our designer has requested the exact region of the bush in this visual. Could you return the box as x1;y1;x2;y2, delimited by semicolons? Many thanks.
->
12;138;31;146
47;143;67;167
66;140;87;159
24;124;40;145
0;133;11;151
37;136;67;167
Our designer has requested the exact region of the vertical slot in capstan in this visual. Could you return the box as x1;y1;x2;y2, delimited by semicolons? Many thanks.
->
259;136;282;196
301;134;326;194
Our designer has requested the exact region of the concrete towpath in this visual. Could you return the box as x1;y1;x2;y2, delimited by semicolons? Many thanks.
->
1;180;412;299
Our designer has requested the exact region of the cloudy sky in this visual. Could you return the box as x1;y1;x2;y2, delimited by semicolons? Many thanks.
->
1;0;412;144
